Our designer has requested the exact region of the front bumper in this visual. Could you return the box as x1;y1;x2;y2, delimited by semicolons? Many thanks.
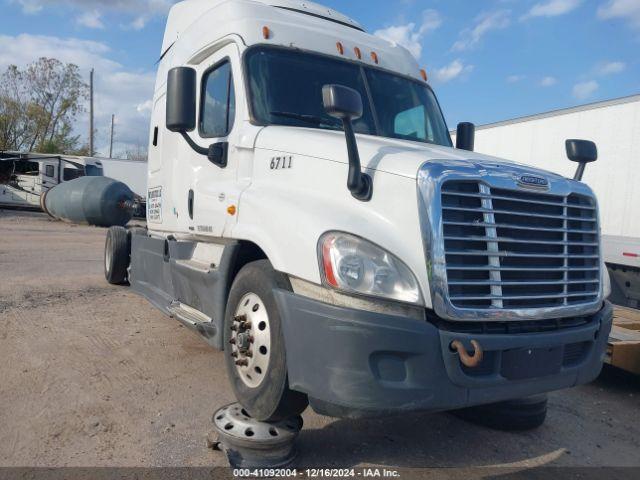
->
275;290;613;418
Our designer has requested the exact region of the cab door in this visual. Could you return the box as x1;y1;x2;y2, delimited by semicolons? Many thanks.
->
181;43;243;237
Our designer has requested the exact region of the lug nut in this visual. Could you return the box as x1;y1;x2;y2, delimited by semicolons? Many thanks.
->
231;351;238;358
242;321;252;329
230;325;238;331
234;315;247;323
235;359;249;367
229;338;236;345
248;336;255;344
245;351;253;358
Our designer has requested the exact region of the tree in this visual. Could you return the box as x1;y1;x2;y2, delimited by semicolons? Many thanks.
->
0;58;88;154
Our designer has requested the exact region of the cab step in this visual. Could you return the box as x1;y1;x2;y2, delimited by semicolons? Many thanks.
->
168;301;218;339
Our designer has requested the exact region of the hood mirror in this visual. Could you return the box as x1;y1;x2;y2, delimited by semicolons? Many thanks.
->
456;122;475;151
323;84;372;202
566;139;597;181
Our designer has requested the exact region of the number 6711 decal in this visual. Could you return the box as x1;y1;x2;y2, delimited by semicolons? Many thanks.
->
270;156;293;170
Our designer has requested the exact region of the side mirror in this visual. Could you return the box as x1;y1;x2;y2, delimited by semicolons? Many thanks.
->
456;122;475;151
566;139;597;181
166;67;227;169
322;84;372;202
166;67;196;133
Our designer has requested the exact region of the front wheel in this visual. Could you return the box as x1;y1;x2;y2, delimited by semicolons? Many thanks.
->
224;260;308;422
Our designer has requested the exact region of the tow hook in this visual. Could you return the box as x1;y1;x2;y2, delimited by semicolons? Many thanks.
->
450;339;484;368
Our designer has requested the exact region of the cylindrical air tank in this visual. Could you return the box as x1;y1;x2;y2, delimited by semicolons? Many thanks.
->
42;176;136;227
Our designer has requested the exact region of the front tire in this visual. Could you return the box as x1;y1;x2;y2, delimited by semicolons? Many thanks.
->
224;260;308;422
452;394;548;431
104;226;130;285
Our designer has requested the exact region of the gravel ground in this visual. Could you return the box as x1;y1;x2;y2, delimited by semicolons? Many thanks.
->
0;209;639;470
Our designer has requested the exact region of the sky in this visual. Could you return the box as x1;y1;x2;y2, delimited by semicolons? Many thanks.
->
0;0;637;157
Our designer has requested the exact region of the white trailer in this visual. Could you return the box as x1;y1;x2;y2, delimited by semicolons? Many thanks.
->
99;158;148;197
100;0;614;428
451;95;640;308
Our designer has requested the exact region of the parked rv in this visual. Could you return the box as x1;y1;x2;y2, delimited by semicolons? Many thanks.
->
103;0;613;429
0;152;103;210
451;95;639;309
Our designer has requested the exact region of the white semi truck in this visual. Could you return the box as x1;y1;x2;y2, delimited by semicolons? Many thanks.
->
104;0;613;429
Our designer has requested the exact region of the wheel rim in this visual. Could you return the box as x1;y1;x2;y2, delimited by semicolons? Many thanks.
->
105;235;112;273
230;292;271;388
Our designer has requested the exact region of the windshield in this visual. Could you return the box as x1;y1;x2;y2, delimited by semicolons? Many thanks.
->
246;47;452;147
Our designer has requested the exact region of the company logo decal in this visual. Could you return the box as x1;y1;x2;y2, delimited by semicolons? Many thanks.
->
147;186;162;223
518;174;549;189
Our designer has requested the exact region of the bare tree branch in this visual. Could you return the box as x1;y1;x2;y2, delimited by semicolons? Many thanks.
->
0;58;88;154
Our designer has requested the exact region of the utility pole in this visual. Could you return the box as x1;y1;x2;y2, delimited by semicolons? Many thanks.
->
109;114;115;158
89;68;94;156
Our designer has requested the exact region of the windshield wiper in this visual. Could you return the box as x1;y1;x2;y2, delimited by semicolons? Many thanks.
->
270;111;340;127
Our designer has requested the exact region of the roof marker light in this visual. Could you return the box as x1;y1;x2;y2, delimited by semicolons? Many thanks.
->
336;42;344;55
354;47;362;60
262;26;271;39
420;69;428;82
371;52;379;64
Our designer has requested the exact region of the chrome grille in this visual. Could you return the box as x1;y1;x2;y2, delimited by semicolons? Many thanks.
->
441;180;600;310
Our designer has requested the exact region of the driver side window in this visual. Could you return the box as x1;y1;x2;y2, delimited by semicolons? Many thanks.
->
200;60;236;138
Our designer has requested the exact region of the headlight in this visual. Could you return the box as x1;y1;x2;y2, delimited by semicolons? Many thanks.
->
318;232;422;305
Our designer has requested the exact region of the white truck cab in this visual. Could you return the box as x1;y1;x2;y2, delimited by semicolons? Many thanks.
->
105;0;613;425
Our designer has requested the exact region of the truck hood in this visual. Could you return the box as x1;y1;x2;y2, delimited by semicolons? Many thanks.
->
254;126;567;181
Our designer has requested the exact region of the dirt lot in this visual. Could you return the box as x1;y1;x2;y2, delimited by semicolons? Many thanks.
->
1;209;639;470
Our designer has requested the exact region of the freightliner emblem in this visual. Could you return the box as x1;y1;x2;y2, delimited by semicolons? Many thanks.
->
517;174;549;189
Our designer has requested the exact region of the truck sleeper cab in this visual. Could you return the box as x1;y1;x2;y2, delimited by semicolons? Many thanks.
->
104;0;613;426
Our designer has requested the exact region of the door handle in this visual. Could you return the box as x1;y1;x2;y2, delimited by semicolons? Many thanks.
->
188;189;194;220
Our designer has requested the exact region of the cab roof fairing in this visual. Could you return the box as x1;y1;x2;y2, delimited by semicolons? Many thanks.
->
156;0;424;94
161;0;362;55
